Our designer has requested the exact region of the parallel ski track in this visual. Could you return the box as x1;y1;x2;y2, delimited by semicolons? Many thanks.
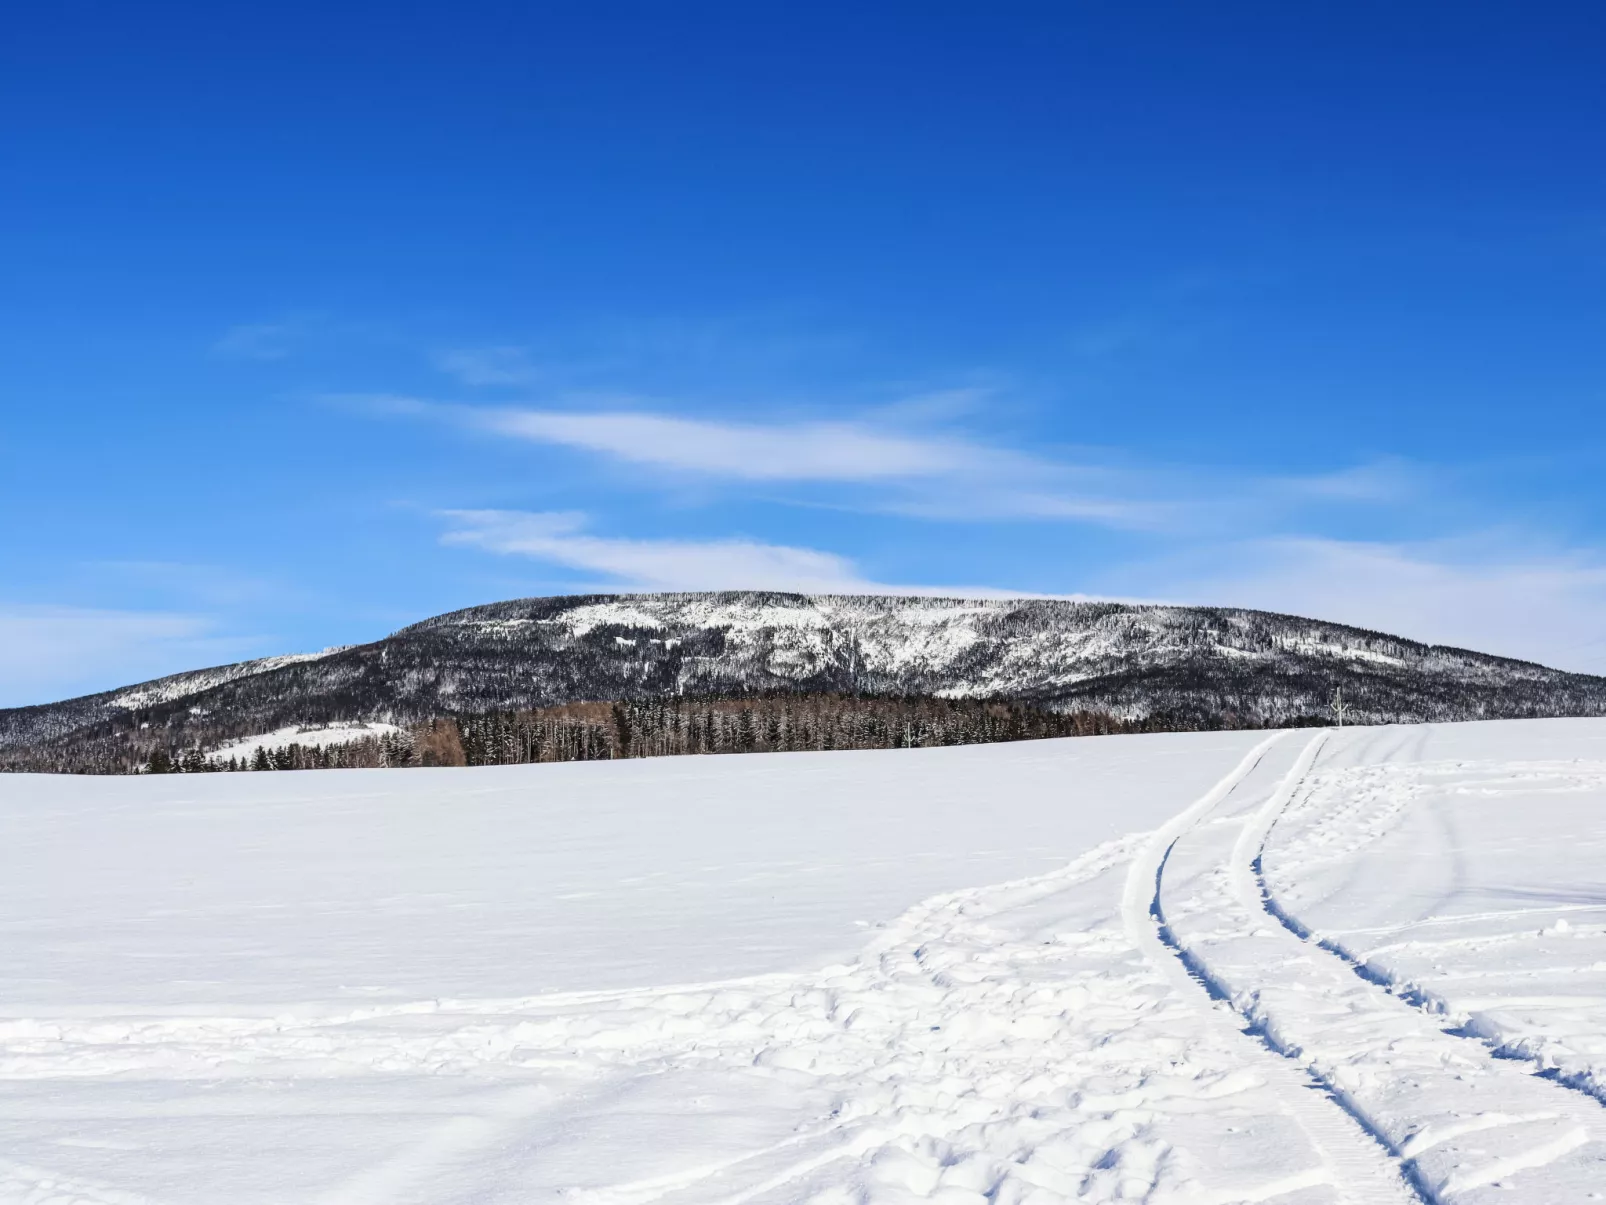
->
1122;732;1425;1205
1255;731;1606;1114
1252;734;1606;1169
1152;729;1606;1205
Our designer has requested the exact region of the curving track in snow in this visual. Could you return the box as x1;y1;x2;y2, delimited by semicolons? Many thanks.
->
8;725;1606;1203
2;828;1399;1205
1152;729;1606;1204
1263;723;1606;1110
1123;735;1423;1205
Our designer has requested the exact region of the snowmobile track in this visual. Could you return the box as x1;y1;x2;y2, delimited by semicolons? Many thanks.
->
1124;732;1425;1205
1151;730;1606;1204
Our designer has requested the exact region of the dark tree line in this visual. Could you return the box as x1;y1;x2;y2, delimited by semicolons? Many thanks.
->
131;691;1264;775
445;693;1174;767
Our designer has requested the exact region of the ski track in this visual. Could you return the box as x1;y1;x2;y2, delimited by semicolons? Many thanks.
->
1157;729;1606;1204
1262;740;1606;1111
1;828;1351;1204
10;728;1606;1202
1123;734;1422;1205
4;765;1410;1205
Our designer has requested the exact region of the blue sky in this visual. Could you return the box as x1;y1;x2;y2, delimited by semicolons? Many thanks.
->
4;2;1606;705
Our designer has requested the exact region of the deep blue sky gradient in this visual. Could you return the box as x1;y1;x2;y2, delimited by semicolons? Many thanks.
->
4;2;1606;703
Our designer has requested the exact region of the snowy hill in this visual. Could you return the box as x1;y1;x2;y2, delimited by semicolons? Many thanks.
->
5;591;1606;770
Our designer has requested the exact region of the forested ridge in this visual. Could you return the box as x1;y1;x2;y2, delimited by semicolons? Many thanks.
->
4;591;1603;775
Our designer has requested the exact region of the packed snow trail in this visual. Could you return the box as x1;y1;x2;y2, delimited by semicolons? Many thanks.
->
1263;722;1606;1111
0;834;1384;1204
1122;733;1422;1205
1158;730;1606;1203
2;733;1410;1205
8;726;1606;1202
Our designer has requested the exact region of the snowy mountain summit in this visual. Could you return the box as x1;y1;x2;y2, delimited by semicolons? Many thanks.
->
4;592;1606;771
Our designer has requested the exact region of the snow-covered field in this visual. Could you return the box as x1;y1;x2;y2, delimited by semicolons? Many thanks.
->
3;722;1605;1203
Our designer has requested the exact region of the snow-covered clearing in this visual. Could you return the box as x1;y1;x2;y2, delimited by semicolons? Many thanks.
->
203;722;404;764
2;722;1605;1203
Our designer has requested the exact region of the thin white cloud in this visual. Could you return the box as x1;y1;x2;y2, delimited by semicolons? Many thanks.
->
355;391;1446;536
365;397;1171;528
1270;458;1423;504
470;408;979;481
213;322;297;361
886;486;1179;527
454;405;1417;530
439;510;881;592
434;346;542;386
1123;535;1606;674
0;606;259;708
438;509;1101;600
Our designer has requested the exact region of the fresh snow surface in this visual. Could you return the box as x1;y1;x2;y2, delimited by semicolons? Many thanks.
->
203;721;404;764
4;722;1606;1203
0;734;1260;1010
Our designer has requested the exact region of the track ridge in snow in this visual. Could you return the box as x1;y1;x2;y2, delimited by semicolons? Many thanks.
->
1125;732;1424;1205
18;726;1606;1203
1161;730;1606;1204
1258;751;1606;1115
10;813;1418;1204
1253;740;1606;1114
1149;851;1429;1204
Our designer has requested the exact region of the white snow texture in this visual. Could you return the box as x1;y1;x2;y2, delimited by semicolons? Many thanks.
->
3;720;1606;1203
204;721;404;764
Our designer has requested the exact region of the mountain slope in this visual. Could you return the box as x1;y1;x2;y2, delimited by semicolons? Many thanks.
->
5;591;1606;771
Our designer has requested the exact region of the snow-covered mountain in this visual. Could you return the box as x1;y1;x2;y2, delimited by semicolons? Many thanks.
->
5;591;1606;771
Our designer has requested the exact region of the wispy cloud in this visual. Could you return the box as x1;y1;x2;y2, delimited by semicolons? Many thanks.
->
433;346;543;386
437;509;1091;600
342;380;1467;552
213;322;298;361
1115;534;1606;673
358;395;1178;528
1269;457;1423;504
883;484;1179;526
469;408;980;481
439;509;880;592
361;393;1433;533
